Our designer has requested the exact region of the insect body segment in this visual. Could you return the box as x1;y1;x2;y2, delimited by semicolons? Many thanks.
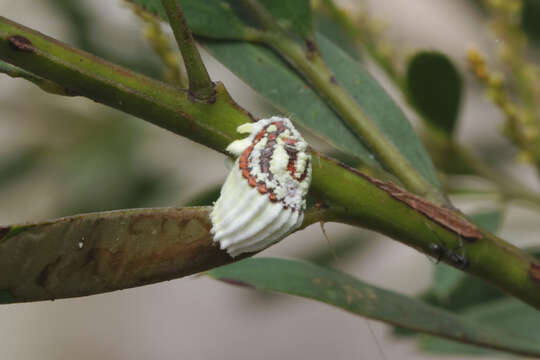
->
429;243;469;269
425;222;469;269
211;117;312;257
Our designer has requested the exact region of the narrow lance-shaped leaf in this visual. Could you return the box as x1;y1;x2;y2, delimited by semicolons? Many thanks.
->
420;247;540;356
129;0;251;39
256;0;313;39
204;36;441;185
394;209;506;339
313;4;361;59
318;35;440;186
208;258;540;358
421;298;540;356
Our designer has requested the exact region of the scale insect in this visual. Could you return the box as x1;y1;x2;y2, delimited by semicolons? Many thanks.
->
210;116;312;257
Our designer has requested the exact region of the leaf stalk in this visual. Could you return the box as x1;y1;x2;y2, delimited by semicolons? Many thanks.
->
159;0;214;100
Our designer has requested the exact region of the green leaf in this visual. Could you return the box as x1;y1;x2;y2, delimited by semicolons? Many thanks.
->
314;9;360;60
320;36;440;186
133;0;313;41
522;0;540;44
132;0;439;185
257;0;313;38
205;35;440;185
131;0;249;39
396;210;505;339
130;0;375;166
208;258;540;357
129;0;166;17
421;298;540;356
0;207;231;304
422;247;540;355
406;51;463;136
203;39;377;167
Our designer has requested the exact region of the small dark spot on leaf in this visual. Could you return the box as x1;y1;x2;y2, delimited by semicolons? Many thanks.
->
219;278;254;289
8;35;34;52
529;262;540;283
36;256;62;287
330;76;338;85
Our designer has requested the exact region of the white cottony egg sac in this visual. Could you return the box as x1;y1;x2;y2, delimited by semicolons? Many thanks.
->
210;116;312;257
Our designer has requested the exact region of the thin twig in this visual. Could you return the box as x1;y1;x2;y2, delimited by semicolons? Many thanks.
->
126;0;188;87
160;0;214;100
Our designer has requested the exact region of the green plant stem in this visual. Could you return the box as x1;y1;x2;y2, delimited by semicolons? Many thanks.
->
2;16;540;310
263;32;445;204
237;0;445;205
317;0;540;208
316;0;540;206
239;0;281;33
159;0;214;100
126;0;187;87
338;6;540;208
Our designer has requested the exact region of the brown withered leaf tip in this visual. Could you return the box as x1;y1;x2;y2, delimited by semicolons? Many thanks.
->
529;263;540;283
8;35;34;52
